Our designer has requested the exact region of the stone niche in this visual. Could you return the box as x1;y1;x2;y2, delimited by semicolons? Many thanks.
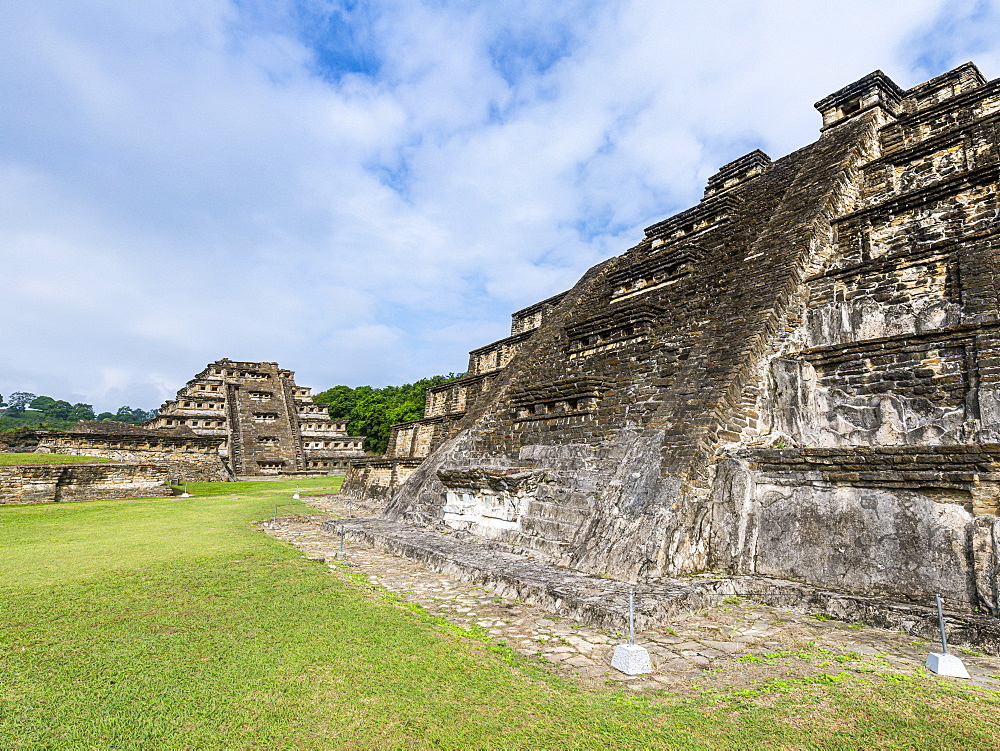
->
147;358;366;476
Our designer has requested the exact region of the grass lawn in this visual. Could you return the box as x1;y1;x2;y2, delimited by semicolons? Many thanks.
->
1;478;999;749
0;452;111;465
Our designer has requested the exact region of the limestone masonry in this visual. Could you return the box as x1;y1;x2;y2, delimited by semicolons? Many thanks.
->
38;420;228;481
344;63;1000;614
0;462;171;504
147;359;364;476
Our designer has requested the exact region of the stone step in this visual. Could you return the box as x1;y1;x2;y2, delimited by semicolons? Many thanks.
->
326;516;704;633
321;514;1000;654
514;533;570;559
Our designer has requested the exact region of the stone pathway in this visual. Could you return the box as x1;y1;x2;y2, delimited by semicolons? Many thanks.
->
260;495;1000;695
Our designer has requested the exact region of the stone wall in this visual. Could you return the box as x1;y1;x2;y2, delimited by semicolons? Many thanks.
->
340;458;423;506
376;63;1000;613
0;463;170;504
710;446;1000;611
510;292;569;335
467;332;535;376
38;422;229;482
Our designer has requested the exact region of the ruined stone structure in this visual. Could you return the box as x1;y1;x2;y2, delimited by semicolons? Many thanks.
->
147;359;364;476
348;63;1000;614
36;421;229;482
0;462;171;504
341;292;568;502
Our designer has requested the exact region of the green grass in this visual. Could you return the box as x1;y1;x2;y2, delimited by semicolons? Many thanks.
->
1;479;999;749
0;452;112;465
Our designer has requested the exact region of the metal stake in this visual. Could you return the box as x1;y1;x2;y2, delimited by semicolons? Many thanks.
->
935;594;949;654
339;526;345;556
629;589;636;646
273;504;278;529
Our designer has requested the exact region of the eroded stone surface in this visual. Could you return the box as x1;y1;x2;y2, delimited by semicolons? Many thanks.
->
36;420;228;482
0;462;171;504
340;62;1000;617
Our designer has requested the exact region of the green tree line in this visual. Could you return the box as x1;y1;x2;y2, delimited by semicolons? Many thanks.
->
0;392;156;432
313;374;464;455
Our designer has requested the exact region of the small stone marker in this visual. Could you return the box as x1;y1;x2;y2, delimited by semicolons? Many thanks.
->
611;589;652;675
925;594;970;679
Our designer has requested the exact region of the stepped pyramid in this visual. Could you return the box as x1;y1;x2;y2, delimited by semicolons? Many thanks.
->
148;359;364;476
345;63;1000;614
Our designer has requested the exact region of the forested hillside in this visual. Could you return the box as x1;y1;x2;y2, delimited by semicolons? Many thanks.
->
0;391;156;432
314;374;463;455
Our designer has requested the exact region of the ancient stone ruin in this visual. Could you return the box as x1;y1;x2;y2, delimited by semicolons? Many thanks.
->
147;359;365;476
37;420;229;481
0;461;173;505
343;62;1000;615
0;420;227;504
342;293;570;503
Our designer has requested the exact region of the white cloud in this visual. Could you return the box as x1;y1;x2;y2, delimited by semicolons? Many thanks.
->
0;0;995;411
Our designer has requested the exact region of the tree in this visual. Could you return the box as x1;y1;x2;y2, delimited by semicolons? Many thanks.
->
314;373;465;455
28;396;90;422
5;392;36;416
47;400;74;420
29;395;56;411
112;406;157;425
69;403;95;421
115;406;142;424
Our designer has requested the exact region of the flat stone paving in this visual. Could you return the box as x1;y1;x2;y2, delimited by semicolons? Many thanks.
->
261;495;1000;695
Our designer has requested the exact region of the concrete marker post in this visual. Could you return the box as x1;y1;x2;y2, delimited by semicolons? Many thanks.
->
611;588;652;675
925;594;971;679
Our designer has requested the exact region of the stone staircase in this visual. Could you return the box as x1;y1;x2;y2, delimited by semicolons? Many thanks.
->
225;383;245;475
281;379;307;471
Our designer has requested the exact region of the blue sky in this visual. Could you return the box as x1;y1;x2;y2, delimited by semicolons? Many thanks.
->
2;0;999;412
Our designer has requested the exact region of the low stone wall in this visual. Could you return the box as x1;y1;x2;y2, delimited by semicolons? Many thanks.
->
37;433;229;482
341;458;423;503
0;463;171;504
